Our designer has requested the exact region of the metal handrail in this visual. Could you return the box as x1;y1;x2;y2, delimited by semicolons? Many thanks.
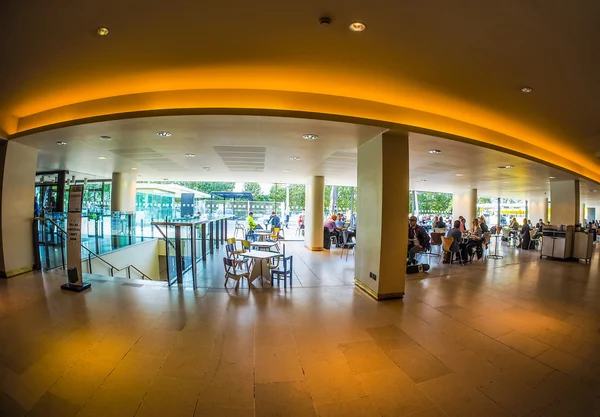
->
34;217;152;280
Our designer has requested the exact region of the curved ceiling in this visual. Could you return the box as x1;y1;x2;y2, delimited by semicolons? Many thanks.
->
1;0;599;182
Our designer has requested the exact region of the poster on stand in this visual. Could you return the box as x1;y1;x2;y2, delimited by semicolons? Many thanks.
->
62;184;90;291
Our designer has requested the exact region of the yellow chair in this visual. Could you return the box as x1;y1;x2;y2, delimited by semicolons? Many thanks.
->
226;237;243;256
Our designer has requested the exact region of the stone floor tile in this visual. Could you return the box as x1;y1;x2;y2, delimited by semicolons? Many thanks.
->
338;340;397;375
496;331;550;358
313;397;379;417
387;344;453;384
256;345;305;383
135;377;202;417
26;392;81;417
255;381;317;417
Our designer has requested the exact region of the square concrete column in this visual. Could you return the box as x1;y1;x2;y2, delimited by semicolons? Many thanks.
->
355;132;409;300
304;176;325;251
550;180;580;225
453;189;478;225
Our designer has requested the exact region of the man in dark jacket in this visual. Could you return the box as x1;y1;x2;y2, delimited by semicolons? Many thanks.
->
408;216;431;265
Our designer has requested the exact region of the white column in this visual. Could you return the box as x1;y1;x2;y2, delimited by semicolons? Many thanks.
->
530;197;549;224
582;203;587;224
304;176;325;251
0;141;38;278
111;172;137;213
550;180;580;225
453;189;478;225
355;132;409;300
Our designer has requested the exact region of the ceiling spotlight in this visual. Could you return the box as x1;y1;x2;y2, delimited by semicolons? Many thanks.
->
97;27;110;36
156;131;171;137
290;156;301;161
455;173;463;177
420;180;427;182
99;135;111;141
498;165;515;169
98;156;107;160
56;141;67;146
131;167;138;170
592;190;598;192
428;149;442;154
549;176;556;179
349;22;366;32
202;166;211;171
283;169;291;173
185;153;195;157
521;87;533;93
503;181;510;184
302;134;319;140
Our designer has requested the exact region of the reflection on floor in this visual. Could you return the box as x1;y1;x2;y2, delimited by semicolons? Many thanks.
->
1;242;600;417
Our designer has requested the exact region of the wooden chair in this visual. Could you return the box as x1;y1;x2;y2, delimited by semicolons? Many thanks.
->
426;232;444;261
271;255;293;288
223;257;250;289
226;238;243;256
340;230;356;260
441;236;464;265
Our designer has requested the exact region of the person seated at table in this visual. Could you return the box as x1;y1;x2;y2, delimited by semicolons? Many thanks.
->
533;219;544;239
518;218;531;249
268;211;281;230
434;216;447;229
443;220;463;263
408;216;430;265
466;218;484;260
246;211;262;240
479;216;489;234
323;215;338;250
509;217;520;230
459;217;467;233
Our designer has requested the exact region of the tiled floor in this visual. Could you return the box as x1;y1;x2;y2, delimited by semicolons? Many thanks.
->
1;242;600;416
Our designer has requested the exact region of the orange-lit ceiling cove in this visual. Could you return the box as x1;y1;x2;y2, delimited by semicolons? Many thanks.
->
1;1;599;184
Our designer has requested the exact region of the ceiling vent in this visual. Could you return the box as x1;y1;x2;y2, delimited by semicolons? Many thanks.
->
213;146;266;172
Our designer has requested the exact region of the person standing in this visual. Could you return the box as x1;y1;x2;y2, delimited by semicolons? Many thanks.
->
268;211;281;229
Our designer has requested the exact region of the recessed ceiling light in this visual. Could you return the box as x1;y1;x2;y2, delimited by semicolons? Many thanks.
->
503;181;510;184
420;180;427;182
202;166;211;171
521;87;533;93
455;173;463;177
302;134;318;140
349;22;366;32
98;156;107;160
137;174;142;177
592;190;598;192
283;169;291;173
163;178;169;181
290;156;301;161
185;153;195;157
428;149;442;154
549;176;556;179
97;27;110;36
156;131;171;137
498;165;515;169
99;135;111;141
56;141;67;146
131;167;137;170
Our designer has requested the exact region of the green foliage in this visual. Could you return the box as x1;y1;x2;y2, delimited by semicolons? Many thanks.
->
288;184;305;209
269;184;286;203
477;197;493;204
415;192;453;214
243;183;270;201
172;181;235;195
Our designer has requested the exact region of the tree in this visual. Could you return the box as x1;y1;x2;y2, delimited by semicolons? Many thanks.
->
173;181;235;195
243;182;269;201
288;184;305;210
477;197;493;204
269;184;286;203
337;186;356;211
415;192;453;214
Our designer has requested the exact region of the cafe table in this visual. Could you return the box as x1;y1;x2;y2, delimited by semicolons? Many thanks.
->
240;251;282;284
250;241;279;251
488;234;504;259
252;231;272;242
